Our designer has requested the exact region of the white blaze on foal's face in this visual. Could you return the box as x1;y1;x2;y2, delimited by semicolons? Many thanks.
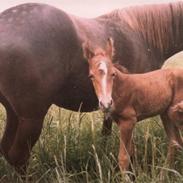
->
98;61;108;97
91;59;113;110
82;38;115;110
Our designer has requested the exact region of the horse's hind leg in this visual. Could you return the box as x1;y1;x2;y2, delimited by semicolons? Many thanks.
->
160;113;183;168
1;106;19;157
0;93;19;158
7;116;44;174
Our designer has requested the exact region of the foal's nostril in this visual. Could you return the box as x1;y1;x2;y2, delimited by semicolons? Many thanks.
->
99;100;113;111
99;101;104;108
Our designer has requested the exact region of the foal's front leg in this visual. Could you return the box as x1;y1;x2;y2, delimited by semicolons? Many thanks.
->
118;117;136;171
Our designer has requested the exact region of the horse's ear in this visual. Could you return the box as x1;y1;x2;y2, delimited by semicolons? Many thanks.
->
82;41;95;60
106;37;115;60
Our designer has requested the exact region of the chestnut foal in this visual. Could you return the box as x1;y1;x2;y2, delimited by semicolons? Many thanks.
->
83;39;183;171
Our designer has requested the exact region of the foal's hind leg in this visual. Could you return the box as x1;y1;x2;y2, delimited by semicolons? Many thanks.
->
7;117;44;174
160;114;183;168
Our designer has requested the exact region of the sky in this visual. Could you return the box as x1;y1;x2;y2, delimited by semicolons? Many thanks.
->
0;0;179;17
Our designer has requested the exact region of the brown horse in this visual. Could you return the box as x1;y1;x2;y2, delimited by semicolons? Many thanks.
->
0;2;183;173
83;38;183;171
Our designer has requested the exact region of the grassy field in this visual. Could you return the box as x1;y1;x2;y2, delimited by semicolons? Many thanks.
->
0;53;183;182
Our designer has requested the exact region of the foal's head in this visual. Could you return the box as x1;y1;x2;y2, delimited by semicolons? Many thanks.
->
83;38;116;112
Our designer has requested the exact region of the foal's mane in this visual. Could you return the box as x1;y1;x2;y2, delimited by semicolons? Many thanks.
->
100;1;183;55
113;63;129;74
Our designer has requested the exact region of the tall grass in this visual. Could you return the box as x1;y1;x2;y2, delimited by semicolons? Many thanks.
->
0;105;182;183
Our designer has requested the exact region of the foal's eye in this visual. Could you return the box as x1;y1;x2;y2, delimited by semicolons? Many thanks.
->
111;73;116;78
99;69;105;75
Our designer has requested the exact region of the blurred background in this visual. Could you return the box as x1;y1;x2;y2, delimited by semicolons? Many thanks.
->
0;0;180;17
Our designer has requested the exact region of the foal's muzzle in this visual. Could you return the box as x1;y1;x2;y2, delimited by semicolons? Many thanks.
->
99;99;113;112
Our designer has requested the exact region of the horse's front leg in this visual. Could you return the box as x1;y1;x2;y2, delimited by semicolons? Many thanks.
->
118;117;136;171
102;114;113;135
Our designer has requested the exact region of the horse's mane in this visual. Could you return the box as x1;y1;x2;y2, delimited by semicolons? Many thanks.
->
100;1;183;56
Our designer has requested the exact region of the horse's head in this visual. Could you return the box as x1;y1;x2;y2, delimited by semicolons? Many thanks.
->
82;38;116;112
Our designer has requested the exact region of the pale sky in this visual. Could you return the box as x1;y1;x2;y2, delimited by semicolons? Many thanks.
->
0;0;179;17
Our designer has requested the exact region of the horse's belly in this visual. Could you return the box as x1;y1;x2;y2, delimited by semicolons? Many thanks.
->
53;88;98;112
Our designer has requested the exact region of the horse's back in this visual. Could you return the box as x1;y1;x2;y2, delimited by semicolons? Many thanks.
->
0;3;82;116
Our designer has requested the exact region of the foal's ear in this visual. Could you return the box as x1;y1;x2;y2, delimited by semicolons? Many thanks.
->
82;41;95;60
106;37;115;60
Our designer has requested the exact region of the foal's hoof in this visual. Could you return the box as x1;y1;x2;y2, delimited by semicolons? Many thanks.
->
121;172;135;183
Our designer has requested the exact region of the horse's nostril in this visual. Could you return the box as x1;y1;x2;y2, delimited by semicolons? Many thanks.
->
110;100;113;106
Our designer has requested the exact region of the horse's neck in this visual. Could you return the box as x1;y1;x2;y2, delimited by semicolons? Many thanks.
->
144;2;183;60
70;16;107;46
106;2;183;72
129;2;183;61
147;2;183;61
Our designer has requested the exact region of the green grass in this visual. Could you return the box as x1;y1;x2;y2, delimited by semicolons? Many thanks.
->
0;54;183;182
0;106;183;183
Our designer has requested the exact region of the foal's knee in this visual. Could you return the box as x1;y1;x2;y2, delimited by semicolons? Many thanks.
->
169;140;183;150
118;154;130;171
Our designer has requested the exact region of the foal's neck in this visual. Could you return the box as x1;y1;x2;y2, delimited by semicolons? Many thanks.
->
113;68;129;89
115;67;129;79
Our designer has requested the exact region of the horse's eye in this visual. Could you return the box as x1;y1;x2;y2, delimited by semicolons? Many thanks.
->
89;74;94;80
